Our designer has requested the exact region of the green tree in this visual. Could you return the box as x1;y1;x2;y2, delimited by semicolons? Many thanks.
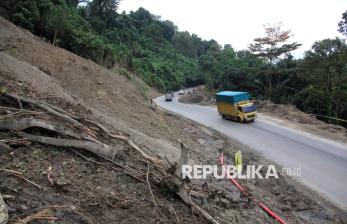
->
249;23;301;99
338;10;347;37
47;5;70;46
88;0;120;31
300;38;347;117
172;31;198;58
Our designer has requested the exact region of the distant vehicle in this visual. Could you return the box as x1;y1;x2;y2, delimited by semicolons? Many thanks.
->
165;92;173;101
216;91;257;122
178;90;185;95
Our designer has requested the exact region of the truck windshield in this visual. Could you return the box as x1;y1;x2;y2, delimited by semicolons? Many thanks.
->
243;105;256;113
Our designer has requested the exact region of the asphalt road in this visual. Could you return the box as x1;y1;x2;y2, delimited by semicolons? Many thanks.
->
154;93;347;210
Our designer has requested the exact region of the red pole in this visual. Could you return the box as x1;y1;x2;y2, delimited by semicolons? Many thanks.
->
228;177;287;224
259;203;287;224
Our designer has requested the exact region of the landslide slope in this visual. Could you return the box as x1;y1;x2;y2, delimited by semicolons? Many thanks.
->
0;17;346;224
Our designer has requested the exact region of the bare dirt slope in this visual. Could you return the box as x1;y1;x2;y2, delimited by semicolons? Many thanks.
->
256;101;347;144
179;85;215;105
0;17;346;224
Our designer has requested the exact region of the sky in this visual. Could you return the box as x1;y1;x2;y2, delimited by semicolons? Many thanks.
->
118;0;347;58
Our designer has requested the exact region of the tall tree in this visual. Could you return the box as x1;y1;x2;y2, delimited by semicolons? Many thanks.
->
88;0;120;30
249;23;301;99
338;10;347;37
300;38;347;117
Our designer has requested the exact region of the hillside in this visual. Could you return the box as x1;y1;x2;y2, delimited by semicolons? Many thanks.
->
1;0;346;128
0;17;347;224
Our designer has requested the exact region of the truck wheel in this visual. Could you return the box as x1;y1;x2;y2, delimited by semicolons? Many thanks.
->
222;114;226;119
237;117;241;122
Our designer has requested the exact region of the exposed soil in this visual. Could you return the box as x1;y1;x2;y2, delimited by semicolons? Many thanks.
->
255;101;347;145
0;16;347;224
178;86;215;105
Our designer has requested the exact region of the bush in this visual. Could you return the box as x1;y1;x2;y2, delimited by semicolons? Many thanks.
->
294;87;331;115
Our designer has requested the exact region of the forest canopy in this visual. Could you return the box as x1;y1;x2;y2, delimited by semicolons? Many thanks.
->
0;1;346;125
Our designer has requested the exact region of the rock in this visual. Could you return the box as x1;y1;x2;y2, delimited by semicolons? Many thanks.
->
119;200;132;210
0;194;9;224
96;90;106;97
197;138;206;145
20;204;29;211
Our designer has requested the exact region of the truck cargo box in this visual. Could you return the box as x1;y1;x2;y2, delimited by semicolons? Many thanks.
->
216;91;250;104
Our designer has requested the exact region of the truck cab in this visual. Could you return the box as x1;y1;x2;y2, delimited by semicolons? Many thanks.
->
165;92;173;101
236;101;257;122
216;91;257;122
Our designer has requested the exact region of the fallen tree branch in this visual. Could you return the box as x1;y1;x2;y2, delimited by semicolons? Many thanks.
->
127;139;160;165
171;142;219;224
11;205;93;224
83;119;160;165
0;111;43;120
0;169;22;176
19;209;57;223
41;102;79;120
0;169;43;190
11;205;69;221
13;93;22;110
146;164;162;221
146;164;157;208
17;132;117;160
2;94;113;143
0;117;101;143
3;93;159;165
175;141;190;179
1;93;217;223
0;118;80;139
3;93;84;127
72;150;146;183
0;106;35;113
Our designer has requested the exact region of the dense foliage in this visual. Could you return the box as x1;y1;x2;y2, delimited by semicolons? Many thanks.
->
0;0;346;125
338;10;347;37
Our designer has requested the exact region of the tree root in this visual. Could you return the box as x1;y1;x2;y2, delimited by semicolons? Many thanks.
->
3;92;158;165
0;92;218;223
0;118;80;139
17;132;117;160
83;118;160;165
171;142;220;224
3;93;84;128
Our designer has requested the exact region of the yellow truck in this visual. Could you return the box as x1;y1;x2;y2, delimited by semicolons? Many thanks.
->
216;91;257;122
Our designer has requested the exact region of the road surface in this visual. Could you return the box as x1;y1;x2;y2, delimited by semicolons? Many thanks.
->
154;93;347;210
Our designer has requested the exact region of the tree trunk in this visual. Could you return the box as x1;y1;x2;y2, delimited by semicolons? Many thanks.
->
53;30;57;46
266;60;273;100
100;48;104;66
268;73;272;100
